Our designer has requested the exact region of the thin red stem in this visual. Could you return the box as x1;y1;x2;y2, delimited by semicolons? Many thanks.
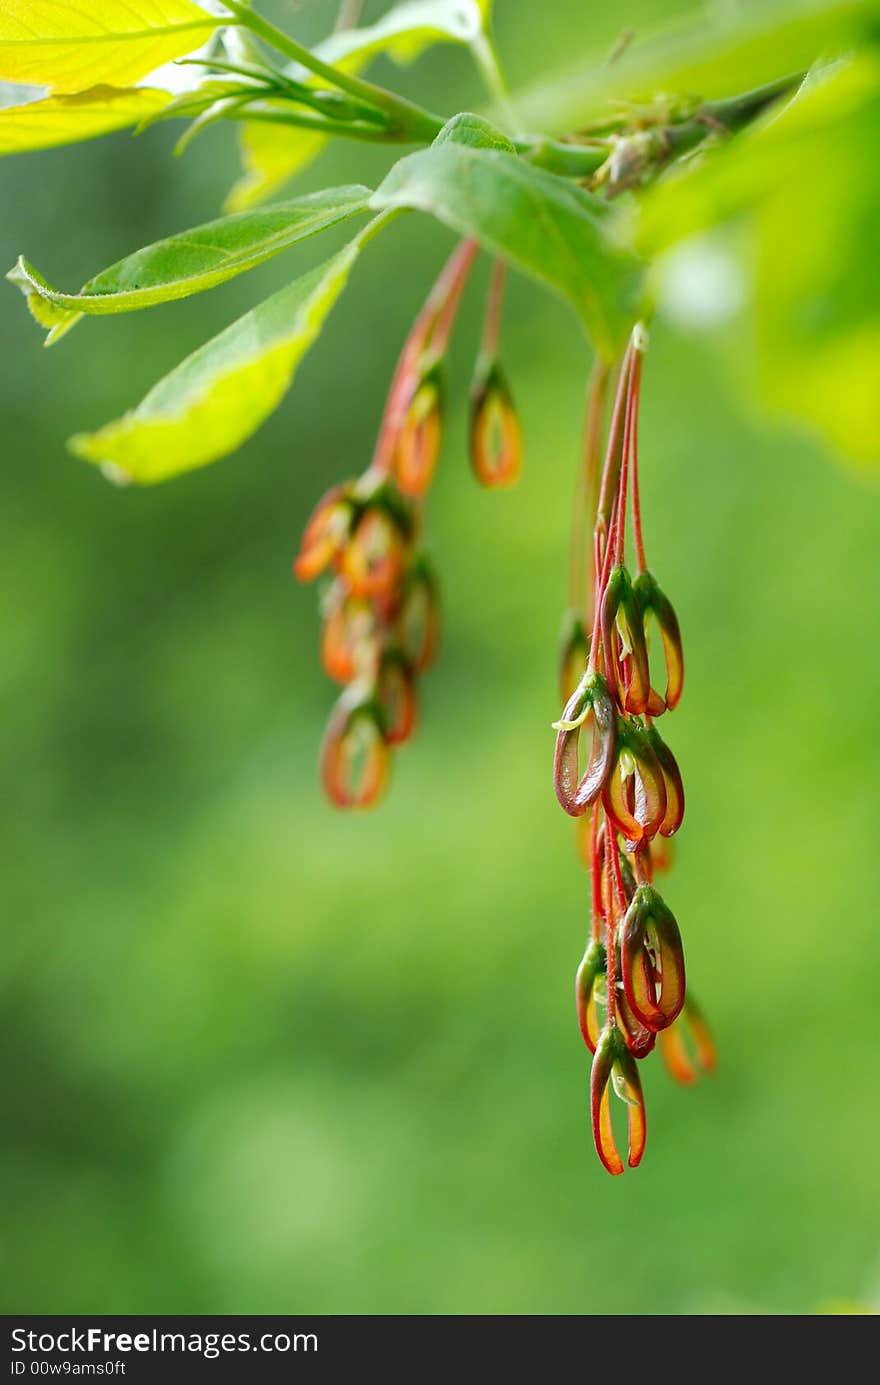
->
604;825;617;1026
595;343;634;539
429;238;479;355
590;801;603;942
571;361;609;618
481;258;507;359
630;355;647;573
368;239;478;477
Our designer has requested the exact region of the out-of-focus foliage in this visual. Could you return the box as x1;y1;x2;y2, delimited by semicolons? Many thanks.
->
640;55;880;464
1;0;879;1315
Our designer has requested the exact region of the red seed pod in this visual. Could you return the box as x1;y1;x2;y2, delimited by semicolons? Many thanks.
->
294;484;354;583
469;360;522;488
590;1024;647;1175
396;558;440;673
633;570;684;712
620;882;686;1031
553;671;616;817
645;724;685;837
394;363;444;497
320;688;390;810
575;939;606;1053
659;994;716;1085
320;582;376;684
376;649;418;746
602;717;667;844
342;505;407;600
600;565;651;716
558;609;590;706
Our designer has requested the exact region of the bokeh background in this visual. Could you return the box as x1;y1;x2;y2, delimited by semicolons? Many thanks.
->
1;0;878;1314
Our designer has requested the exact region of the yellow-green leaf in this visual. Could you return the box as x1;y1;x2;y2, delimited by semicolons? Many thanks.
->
0;0;219;95
0;84;169;155
8;185;371;344
68;243;361;484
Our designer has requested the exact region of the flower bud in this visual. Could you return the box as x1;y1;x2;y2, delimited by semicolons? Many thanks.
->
294;483;354;583
601;565;651;716
553;671;616;817
394;363;444;497
602;717;667;843
342;504;408;599
320;687;389;810
376;650;418;746
645;724;685;837
320;582;376;684
620;882;685;1031
469;360;522;488
633;570;684;712
590;1024;647;1175
397;557;440;673
575;939;606;1053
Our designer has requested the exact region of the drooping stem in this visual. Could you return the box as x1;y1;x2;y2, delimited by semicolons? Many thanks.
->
604;827;618;1026
569;361;608;618
481;258;507;360
368;240;478;477
613;349;643;566
630;354;647;574
430;240;480;355
590;802;604;942
596;342;634;540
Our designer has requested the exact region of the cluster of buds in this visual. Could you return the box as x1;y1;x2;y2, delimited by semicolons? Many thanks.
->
295;240;521;807
554;327;715;1174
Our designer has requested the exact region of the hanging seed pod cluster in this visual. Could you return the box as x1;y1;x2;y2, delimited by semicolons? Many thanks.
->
556;326;715;1174
295;249;713;1173
295;239;520;807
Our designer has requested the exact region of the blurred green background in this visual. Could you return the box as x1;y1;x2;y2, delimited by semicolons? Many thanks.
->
1;0;878;1315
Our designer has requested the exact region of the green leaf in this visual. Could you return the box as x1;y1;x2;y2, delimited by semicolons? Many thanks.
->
8;186;371;345
434;111;515;151
0;0;220;95
370;118;644;358
226;0;490;212
516;0;876;137
0;84;170;155
68;242;363;485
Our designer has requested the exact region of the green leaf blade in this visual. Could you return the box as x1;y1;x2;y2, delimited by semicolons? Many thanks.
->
370;125;644;358
68;244;362;485
7;185;372;341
